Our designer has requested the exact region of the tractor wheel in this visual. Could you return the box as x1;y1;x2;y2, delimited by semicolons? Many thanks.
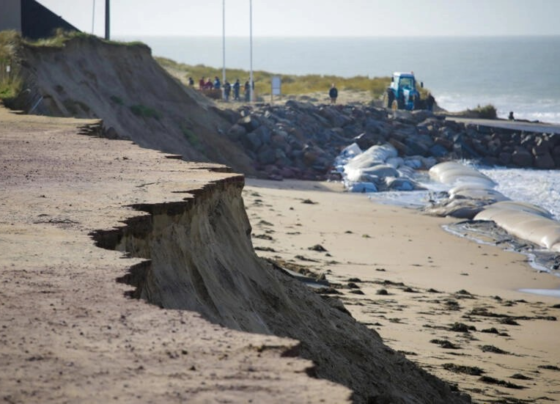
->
391;100;399;111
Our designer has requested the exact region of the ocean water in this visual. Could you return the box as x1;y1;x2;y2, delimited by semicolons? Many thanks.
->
480;166;560;221
119;35;560;123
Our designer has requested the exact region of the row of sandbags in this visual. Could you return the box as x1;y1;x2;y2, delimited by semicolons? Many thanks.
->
429;161;560;252
336;143;436;193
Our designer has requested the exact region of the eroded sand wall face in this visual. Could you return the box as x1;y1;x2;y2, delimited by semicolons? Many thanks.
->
96;178;470;403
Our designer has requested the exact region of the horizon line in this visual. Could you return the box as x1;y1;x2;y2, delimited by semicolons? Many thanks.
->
115;34;560;39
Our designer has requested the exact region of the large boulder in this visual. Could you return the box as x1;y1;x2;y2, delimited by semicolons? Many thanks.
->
227;124;246;141
534;151;555;169
511;146;534;167
429;144;449;158
238;115;261;132
240;130;262;152
257;146;277;165
498;152;512;165
253;125;272;145
533;137;552;156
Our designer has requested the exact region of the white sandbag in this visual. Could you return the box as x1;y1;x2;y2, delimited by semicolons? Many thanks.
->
345;143;398;171
386;157;404;169
347;182;378;193
486;201;553;219
450;188;508;202
385;177;416;191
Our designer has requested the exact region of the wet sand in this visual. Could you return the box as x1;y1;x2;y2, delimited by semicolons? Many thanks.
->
244;178;560;403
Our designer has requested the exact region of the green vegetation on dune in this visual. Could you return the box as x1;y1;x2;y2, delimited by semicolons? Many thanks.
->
156;57;393;99
469;104;498;119
0;31;23;103
22;29;147;49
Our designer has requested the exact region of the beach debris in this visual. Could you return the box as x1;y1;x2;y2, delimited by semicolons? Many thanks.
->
376;289;389;296
510;373;533;380
430;339;461;349
454;289;474;298
347;282;360;289
467;307;556;322
538;365;560;371
315;287;341;295
479;327;509;337
397;351;418;357
257;220;274;226
480;345;510;355
308;244;327;252
294;255;319;262
301;199;317;205
255;246;276;252
442;363;484;376
443;299;461;311
253;233;273;240
498;317;520;326
449;322;476;333
347;277;362;283
478;376;525;389
349;290;365;295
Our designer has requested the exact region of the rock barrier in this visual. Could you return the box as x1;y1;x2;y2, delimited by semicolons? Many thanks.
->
225;101;560;180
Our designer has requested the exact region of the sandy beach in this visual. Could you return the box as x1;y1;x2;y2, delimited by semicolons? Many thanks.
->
244;178;560;403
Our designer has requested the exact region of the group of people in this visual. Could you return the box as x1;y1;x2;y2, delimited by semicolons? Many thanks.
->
189;76;252;102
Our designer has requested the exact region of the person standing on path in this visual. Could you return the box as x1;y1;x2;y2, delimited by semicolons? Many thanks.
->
329;84;338;104
244;81;250;102
233;79;241;101
425;92;435;111
224;81;231;102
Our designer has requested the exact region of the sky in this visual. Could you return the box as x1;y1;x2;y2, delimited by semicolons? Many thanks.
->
37;0;560;38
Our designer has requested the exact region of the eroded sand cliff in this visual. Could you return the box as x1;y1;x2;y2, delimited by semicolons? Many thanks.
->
0;107;470;402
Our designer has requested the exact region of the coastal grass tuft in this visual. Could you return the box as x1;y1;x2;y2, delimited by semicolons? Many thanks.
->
0;31;23;103
23;29;148;49
129;104;161;120
469;104;498;119
180;124;201;148
156;57;397;100
110;95;124;105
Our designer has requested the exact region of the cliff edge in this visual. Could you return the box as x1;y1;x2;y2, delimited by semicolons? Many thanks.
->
0;106;351;403
0;106;470;403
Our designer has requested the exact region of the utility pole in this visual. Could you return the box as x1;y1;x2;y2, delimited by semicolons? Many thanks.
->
222;0;226;100
105;0;110;40
91;0;96;34
249;0;253;102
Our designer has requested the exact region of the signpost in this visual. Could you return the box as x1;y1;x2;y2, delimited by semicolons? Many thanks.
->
271;76;281;103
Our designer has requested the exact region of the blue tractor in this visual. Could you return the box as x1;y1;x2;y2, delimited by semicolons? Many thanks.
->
384;72;422;111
